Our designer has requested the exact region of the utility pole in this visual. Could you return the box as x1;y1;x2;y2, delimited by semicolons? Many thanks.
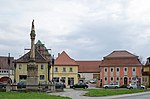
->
52;55;55;83
8;53;10;83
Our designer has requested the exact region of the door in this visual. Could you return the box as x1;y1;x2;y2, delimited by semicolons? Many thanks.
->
124;77;128;87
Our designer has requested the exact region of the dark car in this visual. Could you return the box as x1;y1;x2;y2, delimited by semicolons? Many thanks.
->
0;82;6;88
55;82;66;89
17;81;26;88
70;83;88;89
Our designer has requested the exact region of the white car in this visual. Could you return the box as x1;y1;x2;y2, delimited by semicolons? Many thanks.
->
103;83;120;89
89;79;96;84
127;84;146;89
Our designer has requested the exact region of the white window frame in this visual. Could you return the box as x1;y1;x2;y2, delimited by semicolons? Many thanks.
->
110;77;114;81
110;67;114;72
124;67;128;72
116;77;120;81
116;67;120;72
132;67;136;72
104;67;108;72
104;77;107;81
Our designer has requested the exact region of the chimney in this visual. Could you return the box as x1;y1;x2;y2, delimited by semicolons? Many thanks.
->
58;53;60;57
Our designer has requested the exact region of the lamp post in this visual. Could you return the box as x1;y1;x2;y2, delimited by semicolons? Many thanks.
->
52;55;55;83
48;61;51;83
8;53;10;84
14;60;16;83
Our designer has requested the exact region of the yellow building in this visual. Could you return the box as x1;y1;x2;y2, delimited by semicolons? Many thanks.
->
15;43;51;84
142;57;150;87
53;51;78;88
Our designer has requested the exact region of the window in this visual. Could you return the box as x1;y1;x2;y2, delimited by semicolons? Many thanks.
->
132;67;136;72
142;77;147;82
41;64;44;70
116;67;120;72
117;77;119;81
63;67;66;72
53;77;59;82
110;67;114;72
55;67;58;72
105;77;107;81
132;77;136;80
68;77;74;85
69;67;73;72
124;67;127;72
111;77;113;81
61;77;66;83
104;68;107;72
19;64;22;69
40;75;45;80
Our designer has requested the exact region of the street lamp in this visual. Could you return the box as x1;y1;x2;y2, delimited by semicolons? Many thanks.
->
52;55;55;83
14;60;17;83
7;53;11;84
48;61;51;83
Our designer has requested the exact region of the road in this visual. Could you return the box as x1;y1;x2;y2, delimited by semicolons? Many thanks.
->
49;88;150;99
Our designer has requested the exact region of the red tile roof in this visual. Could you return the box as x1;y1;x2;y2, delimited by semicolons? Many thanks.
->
105;50;137;58
76;61;102;73
101;50;142;66
54;51;78;66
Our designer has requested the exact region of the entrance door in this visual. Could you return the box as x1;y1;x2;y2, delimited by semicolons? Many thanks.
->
124;77;128;87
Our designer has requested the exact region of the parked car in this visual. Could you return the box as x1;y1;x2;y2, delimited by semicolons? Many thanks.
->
17;81;26;88
89;79;97;84
127;83;146;89
0;82;6;88
54;82;66;89
70;83;88;89
103;83;120;89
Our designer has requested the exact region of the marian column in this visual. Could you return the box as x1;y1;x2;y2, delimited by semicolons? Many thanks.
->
27;20;38;89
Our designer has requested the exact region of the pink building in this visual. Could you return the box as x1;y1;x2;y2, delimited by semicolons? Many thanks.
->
100;50;142;87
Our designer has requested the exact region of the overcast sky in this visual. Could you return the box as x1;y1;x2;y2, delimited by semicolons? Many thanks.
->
0;0;150;62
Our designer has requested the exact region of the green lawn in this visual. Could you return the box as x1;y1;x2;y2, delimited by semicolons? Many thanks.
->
0;92;71;99
83;89;150;97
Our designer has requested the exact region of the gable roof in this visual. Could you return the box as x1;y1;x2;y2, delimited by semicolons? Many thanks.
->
16;50;47;63
105;50;137;58
76;60;102;73
54;51;78;66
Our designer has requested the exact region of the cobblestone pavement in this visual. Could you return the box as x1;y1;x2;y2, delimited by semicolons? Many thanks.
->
49;88;150;99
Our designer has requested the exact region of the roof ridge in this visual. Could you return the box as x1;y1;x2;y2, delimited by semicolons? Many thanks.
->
55;51;78;66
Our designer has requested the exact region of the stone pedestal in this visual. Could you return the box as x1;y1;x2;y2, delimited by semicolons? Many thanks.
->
26;62;38;90
6;85;11;92
48;84;55;92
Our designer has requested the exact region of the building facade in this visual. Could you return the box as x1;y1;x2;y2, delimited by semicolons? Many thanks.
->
76;61;101;82
54;51;78;88
142;57;150;87
100;50;142;87
0;56;14;83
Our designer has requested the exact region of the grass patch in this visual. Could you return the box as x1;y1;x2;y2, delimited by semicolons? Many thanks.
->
0;92;71;99
83;89;150;97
